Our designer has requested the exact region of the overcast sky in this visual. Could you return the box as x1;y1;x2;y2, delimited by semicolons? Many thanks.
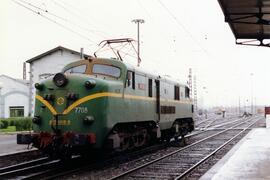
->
1;0;270;108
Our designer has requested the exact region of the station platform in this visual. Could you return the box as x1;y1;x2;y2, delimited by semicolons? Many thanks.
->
0;134;31;155
200;128;270;180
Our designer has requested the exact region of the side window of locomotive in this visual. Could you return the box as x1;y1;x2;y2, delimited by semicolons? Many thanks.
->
174;86;180;100
148;79;152;97
64;65;86;74
92;64;121;78
126;71;135;89
185;86;190;98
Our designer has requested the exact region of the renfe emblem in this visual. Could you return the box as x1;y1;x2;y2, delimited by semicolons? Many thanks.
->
57;97;65;105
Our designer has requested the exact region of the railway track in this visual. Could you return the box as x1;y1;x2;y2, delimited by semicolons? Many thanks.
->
0;149;44;168
6;130;219;179
107;116;261;180
0;157;60;179
0;155;88;180
196;115;241;129
28;132;207;180
0;115;263;179
55;116;263;179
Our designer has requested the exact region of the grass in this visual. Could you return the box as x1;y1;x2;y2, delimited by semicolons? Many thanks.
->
0;126;16;133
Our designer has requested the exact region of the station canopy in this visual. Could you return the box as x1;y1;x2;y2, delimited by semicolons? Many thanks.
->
218;0;270;47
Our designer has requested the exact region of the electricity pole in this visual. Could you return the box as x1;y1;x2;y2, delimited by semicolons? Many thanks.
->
132;19;145;66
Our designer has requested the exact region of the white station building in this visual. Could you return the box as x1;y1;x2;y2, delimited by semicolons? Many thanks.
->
0;75;30;118
26;46;91;116
0;46;90;118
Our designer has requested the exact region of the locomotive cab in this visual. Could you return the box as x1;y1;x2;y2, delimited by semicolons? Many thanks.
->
18;58;128;156
63;58;126;81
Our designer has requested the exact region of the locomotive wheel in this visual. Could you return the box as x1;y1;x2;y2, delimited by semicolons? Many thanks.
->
133;129;148;148
122;138;130;151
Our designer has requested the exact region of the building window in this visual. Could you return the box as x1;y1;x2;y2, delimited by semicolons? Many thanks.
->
10;106;24;117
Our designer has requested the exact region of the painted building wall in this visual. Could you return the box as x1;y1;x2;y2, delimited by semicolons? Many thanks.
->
0;75;29;118
29;49;82;115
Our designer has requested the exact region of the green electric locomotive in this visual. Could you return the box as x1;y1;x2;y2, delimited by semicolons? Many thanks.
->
18;57;194;157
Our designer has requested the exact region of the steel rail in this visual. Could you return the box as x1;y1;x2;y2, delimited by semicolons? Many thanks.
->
0;158;61;179
19;155;83;180
209;117;248;129
0;149;38;158
0;157;49;174
108;116;259;179
174;117;261;179
196;115;237;129
195;116;216;126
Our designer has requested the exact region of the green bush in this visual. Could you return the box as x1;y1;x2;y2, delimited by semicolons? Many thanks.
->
0;117;32;131
0;120;9;129
0;121;4;129
14;118;32;131
9;119;15;126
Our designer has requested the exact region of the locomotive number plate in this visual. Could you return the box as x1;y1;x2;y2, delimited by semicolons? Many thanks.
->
75;107;88;113
49;120;71;125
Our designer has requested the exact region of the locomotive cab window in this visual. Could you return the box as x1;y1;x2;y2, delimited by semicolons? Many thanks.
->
64;64;87;74
92;64;121;78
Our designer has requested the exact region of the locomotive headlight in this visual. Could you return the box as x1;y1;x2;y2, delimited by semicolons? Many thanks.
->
35;83;44;90
32;116;41;125
85;80;96;89
53;73;68;87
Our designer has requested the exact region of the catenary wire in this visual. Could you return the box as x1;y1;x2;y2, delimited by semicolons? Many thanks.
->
12;0;98;46
157;0;210;56
18;0;107;40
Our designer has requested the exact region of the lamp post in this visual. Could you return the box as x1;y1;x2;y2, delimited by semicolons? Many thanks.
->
132;19;145;66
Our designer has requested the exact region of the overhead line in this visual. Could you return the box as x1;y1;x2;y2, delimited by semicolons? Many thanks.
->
157;0;210;56
51;0;109;39
19;0;67;22
18;0;106;40
55;0;113;38
12;0;98;45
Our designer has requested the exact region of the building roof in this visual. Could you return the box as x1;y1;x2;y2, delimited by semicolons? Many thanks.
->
0;75;29;86
26;46;92;63
218;0;270;47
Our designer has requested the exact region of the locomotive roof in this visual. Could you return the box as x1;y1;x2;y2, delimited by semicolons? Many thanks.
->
63;57;188;87
122;60;188;87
